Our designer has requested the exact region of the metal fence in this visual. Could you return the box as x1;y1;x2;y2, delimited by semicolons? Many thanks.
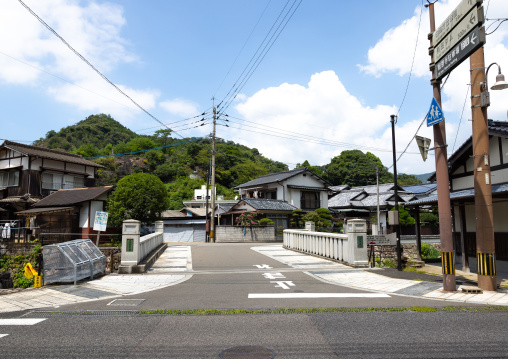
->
43;239;107;285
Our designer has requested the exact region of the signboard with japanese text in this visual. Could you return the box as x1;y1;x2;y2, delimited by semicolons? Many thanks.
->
93;211;108;232
432;0;482;46
433;6;484;63
366;233;397;246
434;26;485;80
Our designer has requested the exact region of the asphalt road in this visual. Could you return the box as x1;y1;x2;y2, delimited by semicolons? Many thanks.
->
1;312;507;358
51;243;472;311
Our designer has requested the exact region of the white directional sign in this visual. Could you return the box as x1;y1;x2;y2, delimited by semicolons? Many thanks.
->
366;233;397;246
433;6;484;63
427;97;444;127
433;0;482;46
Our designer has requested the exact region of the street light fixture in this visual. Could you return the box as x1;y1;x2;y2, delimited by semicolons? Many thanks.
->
481;63;508;107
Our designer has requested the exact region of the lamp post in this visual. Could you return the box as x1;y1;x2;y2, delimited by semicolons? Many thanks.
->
480;63;508;107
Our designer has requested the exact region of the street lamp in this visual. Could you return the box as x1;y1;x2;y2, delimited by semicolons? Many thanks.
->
480;63;508;107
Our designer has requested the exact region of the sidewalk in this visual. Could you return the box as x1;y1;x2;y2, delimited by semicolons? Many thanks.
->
0;245;192;313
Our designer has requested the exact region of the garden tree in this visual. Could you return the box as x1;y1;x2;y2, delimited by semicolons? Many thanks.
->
295;160;325;177
389;205;415;226
419;206;439;226
302;208;333;232
397;173;422;186
290;209;305;228
324;150;392;186
107;173;169;226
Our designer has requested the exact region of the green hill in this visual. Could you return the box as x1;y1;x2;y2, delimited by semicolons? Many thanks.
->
33;113;138;151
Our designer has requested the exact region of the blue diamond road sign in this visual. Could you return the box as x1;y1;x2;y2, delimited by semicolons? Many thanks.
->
427;97;444;127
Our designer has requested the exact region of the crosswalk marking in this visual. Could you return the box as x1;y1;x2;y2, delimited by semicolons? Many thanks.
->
0;319;47;325
248;293;390;299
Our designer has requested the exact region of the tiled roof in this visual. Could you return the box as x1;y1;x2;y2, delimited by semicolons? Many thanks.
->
1;140;104;168
182;208;209;217
238;198;297;211
287;185;329;191
328;185;350;193
161;210;187;218
405;183;508;206
328;191;365;207
217;204;234;212
33;186;113;207
402;183;437;194
235;168;330;188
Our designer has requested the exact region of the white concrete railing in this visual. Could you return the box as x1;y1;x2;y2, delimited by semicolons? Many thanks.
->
121;220;164;267
284;230;350;262
283;219;369;267
139;231;164;263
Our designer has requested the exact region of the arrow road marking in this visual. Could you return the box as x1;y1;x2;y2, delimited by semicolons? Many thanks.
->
0;319;47;325
254;264;273;269
263;272;286;279
270;281;295;289
248;293;391;299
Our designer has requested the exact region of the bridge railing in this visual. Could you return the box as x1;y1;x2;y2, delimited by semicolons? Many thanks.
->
119;219;165;273
283;219;369;267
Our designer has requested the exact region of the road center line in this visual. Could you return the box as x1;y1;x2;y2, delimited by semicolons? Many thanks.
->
248;293;391;299
0;334;9;339
0;319;47;325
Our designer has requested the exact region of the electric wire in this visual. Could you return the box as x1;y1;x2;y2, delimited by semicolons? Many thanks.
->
396;0;424;117
17;0;184;139
451;85;470;153
216;0;293;110
486;19;508;35
217;0;302;115
213;0;272;97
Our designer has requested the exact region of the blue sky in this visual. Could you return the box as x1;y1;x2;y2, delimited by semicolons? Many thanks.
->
1;0;507;175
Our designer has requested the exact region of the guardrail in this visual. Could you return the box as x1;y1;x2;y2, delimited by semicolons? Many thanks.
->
119;220;166;273
283;219;369;267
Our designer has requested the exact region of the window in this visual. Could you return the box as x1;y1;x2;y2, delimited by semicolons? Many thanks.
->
42;172;85;190
301;191;320;210
0;169;20;187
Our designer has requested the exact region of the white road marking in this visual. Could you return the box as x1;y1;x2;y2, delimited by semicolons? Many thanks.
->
1;334;8;339
254;264;273;269
0;319;47;325
270;281;296;290
248;293;391;299
263;272;286;279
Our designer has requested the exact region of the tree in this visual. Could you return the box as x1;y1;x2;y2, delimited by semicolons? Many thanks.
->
389;205;415;226
302;208;333;232
107;173;169;227
295;160;325;177
290;209;305;228
324;150;391;186
397;173;422;186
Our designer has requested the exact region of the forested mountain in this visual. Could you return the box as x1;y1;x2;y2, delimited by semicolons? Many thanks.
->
32;114;423;209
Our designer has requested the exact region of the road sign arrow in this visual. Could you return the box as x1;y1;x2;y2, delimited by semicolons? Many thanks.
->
471;31;477;44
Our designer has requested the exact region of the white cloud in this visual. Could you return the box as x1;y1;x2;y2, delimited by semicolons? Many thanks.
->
231;71;416;170
0;0;151;126
160;98;200;118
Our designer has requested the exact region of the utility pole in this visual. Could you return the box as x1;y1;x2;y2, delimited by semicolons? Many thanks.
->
376;167;381;234
470;47;497;291
427;1;456;291
210;100;217;243
390;115;402;271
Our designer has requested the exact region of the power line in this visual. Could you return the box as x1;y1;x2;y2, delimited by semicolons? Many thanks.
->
217;0;302;114
17;0;183;138
213;0;272;97
396;0;424;117
452;85;470;153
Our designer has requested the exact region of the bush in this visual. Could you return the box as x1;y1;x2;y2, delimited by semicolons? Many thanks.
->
0;240;42;288
258;218;274;226
421;243;440;259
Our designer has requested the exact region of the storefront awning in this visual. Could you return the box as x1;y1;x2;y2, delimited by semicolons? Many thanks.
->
15;207;74;216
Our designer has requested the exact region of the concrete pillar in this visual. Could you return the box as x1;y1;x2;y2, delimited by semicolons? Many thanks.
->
119;219;140;273
347;219;369;267
155;220;164;233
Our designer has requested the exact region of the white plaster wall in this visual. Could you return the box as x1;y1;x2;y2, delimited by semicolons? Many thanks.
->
465;156;474;172
452;175;473;190
79;201;105;228
494;201;508;232
43;159;65;170
490;137;501;166
503;138;508;164
491;168;508;185
66;163;86;173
